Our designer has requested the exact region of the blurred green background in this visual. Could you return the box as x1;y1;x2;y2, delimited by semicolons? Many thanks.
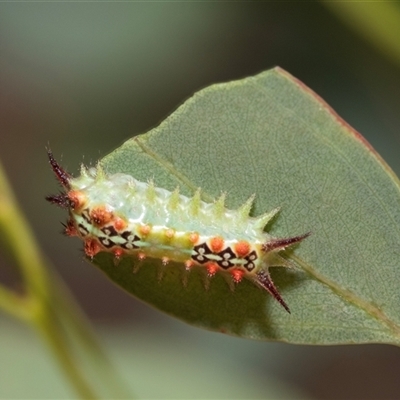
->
1;2;400;399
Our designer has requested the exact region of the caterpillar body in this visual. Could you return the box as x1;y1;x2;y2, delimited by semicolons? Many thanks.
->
46;150;309;313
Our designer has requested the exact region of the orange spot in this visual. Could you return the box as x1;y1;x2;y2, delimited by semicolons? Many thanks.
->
113;248;123;266
234;241;251;258
184;260;194;270
90;206;113;226
206;262;219;277
230;269;245;283
165;228;175;239
210;236;224;253
67;190;86;210
64;220;77;236
84;238;102;258
189;232;199;244
162;257;169;266
113;248;124;259
113;217;127;231
138;252;146;261
139;224;151;236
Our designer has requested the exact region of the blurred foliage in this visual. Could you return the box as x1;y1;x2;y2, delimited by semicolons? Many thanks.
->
324;2;400;68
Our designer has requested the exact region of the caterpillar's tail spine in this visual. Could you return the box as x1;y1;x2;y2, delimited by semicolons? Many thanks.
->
255;270;291;313
262;232;311;253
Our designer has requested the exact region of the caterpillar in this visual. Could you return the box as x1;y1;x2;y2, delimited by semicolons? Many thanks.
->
46;149;309;313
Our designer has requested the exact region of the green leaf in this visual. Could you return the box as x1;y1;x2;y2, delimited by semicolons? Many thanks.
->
94;67;400;345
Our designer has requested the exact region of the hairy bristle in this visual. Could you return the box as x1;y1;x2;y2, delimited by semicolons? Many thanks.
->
46;148;72;189
255;270;290;313
262;232;311;253
45;193;70;208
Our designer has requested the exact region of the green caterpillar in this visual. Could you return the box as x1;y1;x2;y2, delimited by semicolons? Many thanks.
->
47;150;309;313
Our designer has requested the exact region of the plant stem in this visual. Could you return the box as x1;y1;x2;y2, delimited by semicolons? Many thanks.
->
0;160;134;399
0;285;33;320
0;162;48;300
50;271;134;398
35;305;99;400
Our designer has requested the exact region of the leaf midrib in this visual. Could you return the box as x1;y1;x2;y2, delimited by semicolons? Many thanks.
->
292;254;400;341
